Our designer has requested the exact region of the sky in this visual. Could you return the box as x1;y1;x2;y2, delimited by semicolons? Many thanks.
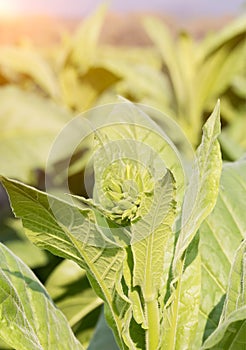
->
0;0;245;18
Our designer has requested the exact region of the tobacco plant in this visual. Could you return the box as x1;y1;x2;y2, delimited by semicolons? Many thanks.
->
0;100;245;349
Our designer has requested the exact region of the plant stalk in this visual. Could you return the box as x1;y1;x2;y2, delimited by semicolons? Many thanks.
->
145;297;160;350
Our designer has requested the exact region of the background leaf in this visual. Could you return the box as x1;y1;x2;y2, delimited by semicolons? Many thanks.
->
0;86;71;182
45;259;103;348
0;46;60;99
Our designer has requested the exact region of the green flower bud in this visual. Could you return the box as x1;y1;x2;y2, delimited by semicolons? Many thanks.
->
100;158;154;224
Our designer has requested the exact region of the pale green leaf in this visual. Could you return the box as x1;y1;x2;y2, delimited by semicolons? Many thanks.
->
196;42;246;114
0;86;71;182
221;239;246;321
64;4;107;73
173;101;222;272
195;158;246;348
201;239;246;350
162;253;201;350
143;17;185;114
132;170;176;294
197;15;246;61
0;46;60;99
0;176;130;349
0;243;83;350
131;170;176;349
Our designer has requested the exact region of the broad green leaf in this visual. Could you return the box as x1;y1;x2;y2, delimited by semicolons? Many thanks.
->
0;46;60;99
202;239;246;349
132;170;176;292
162;103;221;350
162;253;201;350
195;158;246;348
0;85;71;182
0;176;130;349
131;171;176;349
0;243;83;350
173;101;222;272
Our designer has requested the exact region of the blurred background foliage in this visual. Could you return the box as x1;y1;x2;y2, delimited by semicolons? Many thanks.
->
0;5;245;349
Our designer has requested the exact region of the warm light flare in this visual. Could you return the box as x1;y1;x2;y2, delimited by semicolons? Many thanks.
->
0;0;19;17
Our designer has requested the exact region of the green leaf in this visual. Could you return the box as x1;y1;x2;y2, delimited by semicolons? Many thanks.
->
0;46;60;99
195;158;246;348
162;253;201;350
63;4;107;73
161;103;221;350
0;242;83;350
197;15;246;60
0;85;71;182
202;239;246;350
173;101;222;272
0;176;130;349
131;170;176;349
143;17;185;116
221;239;246;320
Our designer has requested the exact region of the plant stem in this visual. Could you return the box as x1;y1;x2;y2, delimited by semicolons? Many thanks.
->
146;297;160;350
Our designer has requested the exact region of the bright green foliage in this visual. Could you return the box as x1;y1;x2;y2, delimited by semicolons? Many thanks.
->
0;243;84;350
45;259;103;348
202;239;246;349
195;158;246;348
143;15;246;147
0;101;235;350
0;85;72;182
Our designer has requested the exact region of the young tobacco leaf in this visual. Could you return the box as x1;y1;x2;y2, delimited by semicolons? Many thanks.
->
195;157;246;348
202;239;246;349
173;101;222;271
161;102;222;350
0;243;83;350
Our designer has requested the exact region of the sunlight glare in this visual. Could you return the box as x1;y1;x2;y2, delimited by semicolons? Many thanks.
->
0;0;19;17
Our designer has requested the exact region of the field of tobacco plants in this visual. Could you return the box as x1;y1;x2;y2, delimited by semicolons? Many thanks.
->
0;6;246;350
